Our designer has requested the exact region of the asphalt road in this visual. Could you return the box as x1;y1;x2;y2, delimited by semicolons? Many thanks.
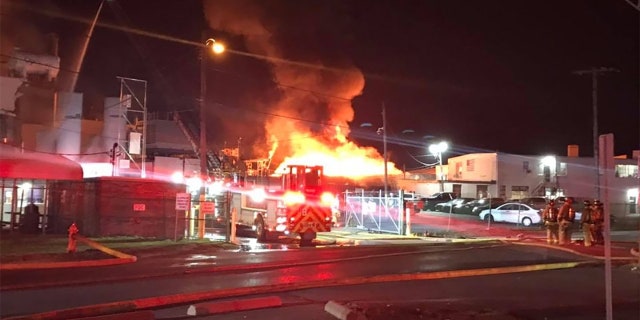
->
154;265;640;320
2;210;638;320
3;240;636;319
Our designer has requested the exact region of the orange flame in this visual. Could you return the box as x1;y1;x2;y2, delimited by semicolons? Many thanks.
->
274;126;401;179
267;135;278;160
202;1;400;180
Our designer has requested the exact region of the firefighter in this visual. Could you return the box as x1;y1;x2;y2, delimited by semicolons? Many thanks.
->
581;200;594;246
592;200;604;245
557;197;575;245
542;200;559;244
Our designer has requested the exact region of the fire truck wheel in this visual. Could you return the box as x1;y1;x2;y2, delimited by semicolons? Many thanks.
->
300;230;316;246
255;216;268;242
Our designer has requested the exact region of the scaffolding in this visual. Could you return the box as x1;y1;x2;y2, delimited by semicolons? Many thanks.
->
116;76;148;178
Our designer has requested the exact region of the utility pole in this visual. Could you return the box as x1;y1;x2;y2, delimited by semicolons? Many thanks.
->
199;44;208;182
198;37;208;241
381;102;388;198
573;67;619;200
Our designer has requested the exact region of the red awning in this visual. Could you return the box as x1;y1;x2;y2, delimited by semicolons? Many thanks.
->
0;144;83;180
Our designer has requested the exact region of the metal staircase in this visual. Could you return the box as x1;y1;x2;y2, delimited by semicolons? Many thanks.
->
173;112;222;176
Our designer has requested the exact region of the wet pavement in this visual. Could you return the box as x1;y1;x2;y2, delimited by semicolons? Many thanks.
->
1;211;638;289
1;213;639;320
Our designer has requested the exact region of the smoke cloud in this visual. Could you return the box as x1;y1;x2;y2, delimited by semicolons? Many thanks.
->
203;0;365;165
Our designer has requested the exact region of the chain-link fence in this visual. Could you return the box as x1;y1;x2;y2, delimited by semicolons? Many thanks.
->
343;189;408;234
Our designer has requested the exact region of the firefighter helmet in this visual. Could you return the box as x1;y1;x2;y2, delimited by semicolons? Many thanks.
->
583;200;591;206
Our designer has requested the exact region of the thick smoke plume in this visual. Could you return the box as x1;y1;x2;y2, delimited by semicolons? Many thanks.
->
203;0;367;166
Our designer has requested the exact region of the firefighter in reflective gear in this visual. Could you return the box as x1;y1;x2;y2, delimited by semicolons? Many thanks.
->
542;200;559;244
592;200;605;245
557;197;575;245
581;200;595;246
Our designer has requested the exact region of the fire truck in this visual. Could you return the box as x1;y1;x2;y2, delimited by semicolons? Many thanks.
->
228;165;334;244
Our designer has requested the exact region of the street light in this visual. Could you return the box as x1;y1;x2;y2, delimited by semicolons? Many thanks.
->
429;141;448;192
198;37;225;239
200;38;226;181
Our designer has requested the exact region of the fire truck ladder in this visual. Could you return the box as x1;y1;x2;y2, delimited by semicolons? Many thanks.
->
173;112;222;175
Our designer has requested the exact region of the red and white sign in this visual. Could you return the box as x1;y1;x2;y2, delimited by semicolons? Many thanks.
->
175;193;191;210
133;203;146;211
201;201;215;213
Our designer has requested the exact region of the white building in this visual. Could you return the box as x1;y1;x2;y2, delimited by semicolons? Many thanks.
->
401;144;639;216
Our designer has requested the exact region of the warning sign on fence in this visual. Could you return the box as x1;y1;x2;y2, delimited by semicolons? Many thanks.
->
201;201;215;213
175;193;190;210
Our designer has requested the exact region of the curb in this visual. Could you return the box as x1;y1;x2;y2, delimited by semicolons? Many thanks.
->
187;296;282;316
73;310;154;320
0;236;136;271
324;300;366;320
4;261;587;320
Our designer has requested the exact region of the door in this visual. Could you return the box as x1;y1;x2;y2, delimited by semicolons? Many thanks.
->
476;185;488;199
452;184;462;198
499;204;518;223
503;204;526;224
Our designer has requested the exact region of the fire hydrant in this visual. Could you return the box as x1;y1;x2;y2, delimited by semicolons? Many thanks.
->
67;222;79;253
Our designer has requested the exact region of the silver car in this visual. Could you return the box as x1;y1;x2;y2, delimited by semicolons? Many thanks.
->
479;203;542;227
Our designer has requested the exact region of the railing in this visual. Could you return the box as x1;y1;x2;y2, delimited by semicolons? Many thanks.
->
173;112;199;153
173;112;222;174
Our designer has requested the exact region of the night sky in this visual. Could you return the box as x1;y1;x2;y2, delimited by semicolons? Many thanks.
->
2;0;638;170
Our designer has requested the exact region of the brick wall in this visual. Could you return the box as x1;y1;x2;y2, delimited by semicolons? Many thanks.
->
50;177;186;239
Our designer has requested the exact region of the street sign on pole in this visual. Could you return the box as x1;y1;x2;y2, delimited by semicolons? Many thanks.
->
176;193;190;210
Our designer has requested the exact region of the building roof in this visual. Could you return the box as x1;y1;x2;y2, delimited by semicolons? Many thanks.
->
0;144;83;180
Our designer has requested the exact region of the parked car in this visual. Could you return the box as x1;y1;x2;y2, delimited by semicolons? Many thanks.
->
420;192;457;211
471;198;506;215
435;197;475;213
538;197;590;222
519;197;548;210
455;199;482;214
479;202;542;226
403;192;424;214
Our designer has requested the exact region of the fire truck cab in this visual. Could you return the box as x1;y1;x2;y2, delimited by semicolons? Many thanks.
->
229;165;334;244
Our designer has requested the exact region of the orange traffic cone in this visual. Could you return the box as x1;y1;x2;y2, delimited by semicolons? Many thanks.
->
67;222;79;253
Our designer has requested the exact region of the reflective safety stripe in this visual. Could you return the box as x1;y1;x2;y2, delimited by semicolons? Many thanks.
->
289;204;331;233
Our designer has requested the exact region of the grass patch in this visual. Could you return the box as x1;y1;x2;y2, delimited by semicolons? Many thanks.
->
0;233;235;258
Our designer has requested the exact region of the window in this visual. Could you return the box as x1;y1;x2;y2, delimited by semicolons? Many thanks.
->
466;159;475;172
557;162;567;176
615;164;639;178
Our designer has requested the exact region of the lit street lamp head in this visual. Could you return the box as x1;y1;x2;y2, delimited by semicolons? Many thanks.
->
429;141;448;156
205;38;225;54
429;141;448;192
